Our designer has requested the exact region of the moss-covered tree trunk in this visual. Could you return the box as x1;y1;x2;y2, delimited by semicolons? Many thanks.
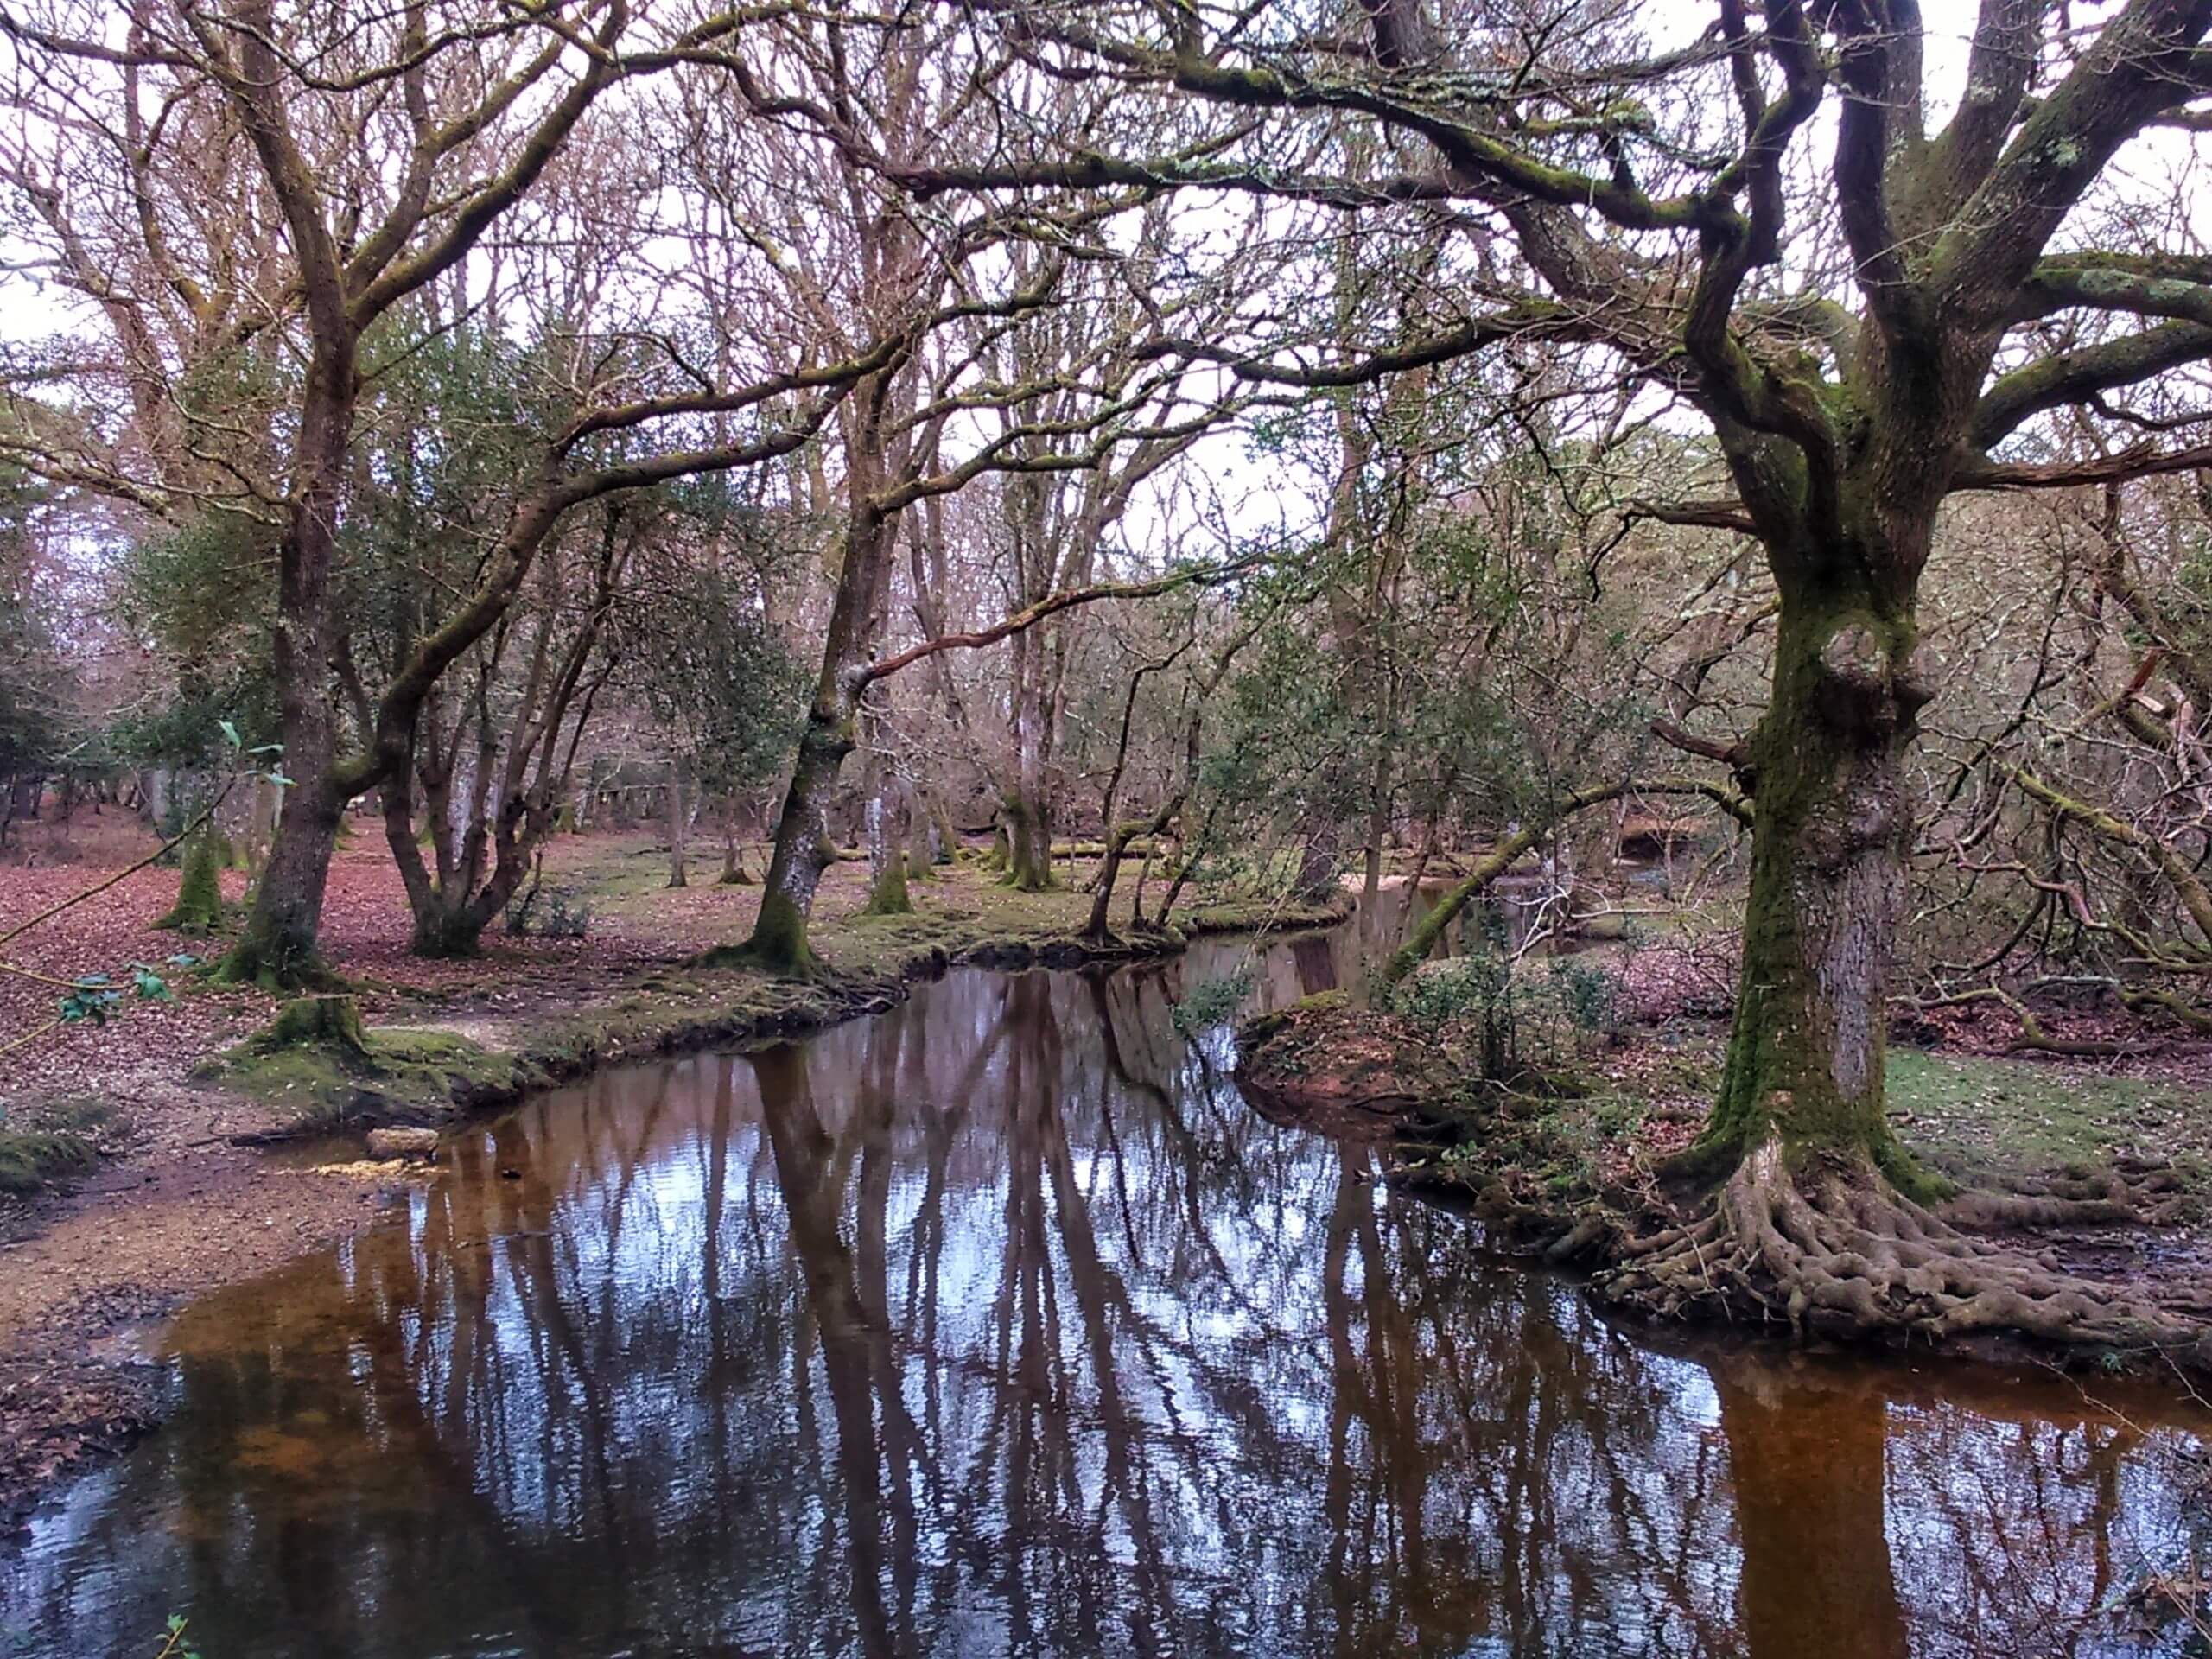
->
226;784;345;987
220;334;358;990
156;825;226;933
1689;579;1935;1187
753;712;853;973
1001;798;1054;892
747;490;895;976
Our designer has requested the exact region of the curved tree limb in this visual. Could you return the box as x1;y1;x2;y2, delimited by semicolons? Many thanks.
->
1378;776;1752;988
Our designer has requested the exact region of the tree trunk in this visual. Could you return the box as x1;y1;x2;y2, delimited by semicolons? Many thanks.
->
243;774;282;878
1001;631;1057;892
745;711;852;975
720;819;754;885
226;785;345;987
383;743;559;959
1689;595;1933;1186
667;756;691;889
156;826;226;933
1085;794;1180;941
1294;814;1343;905
861;770;912;916
221;340;356;988
923;788;957;865
743;491;898;973
1002;796;1054;893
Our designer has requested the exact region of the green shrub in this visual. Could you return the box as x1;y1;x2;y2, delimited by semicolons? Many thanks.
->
1394;951;1624;1083
1172;969;1256;1034
506;887;591;939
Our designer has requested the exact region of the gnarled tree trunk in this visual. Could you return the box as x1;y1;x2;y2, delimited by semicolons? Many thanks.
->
1688;582;1934;1189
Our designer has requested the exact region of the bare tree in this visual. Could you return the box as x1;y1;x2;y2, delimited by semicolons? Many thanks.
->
0;0;634;982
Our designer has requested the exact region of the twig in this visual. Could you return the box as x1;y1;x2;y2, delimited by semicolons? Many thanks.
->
0;779;237;950
0;1017;63;1058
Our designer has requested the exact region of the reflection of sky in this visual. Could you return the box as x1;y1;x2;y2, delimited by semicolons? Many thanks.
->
2;954;2207;1659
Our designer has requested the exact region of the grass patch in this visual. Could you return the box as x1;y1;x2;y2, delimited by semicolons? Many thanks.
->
568;835;748;916
1885;1050;2211;1195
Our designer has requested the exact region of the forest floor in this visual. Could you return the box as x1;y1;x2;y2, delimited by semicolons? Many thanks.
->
0;807;1318;1530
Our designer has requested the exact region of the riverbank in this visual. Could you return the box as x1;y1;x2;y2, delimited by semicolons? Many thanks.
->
0;830;1344;1532
1236;989;2212;1379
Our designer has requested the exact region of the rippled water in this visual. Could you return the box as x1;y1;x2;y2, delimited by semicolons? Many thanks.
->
3;935;2207;1657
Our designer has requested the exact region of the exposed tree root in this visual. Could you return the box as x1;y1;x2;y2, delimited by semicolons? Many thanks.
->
1940;1158;2184;1230
690;937;828;982
207;941;350;995
1592;1133;2211;1369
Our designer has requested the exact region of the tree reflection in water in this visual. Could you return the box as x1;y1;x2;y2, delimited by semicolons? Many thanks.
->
2;944;2205;1658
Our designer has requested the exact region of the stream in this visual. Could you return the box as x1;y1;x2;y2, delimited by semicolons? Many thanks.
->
2;932;2208;1656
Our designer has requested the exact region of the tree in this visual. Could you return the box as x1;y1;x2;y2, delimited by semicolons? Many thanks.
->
626;484;809;889
5;12;909;981
667;13;1247;974
958;230;1234;891
881;0;2212;1344
0;465;79;843
0;0;633;982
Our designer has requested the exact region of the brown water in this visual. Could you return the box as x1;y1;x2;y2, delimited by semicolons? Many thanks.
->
3;938;2208;1658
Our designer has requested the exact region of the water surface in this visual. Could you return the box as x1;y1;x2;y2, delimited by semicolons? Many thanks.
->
3;938;2206;1656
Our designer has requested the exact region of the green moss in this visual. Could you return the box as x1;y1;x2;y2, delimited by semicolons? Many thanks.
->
155;830;226;933
0;1100;123;1195
0;1132;99;1194
862;854;913;917
1693;593;1919;1181
257;994;372;1054
202;1002;511;1134
707;887;823;980
208;937;346;995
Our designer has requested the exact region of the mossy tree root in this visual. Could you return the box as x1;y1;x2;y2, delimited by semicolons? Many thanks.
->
249;993;372;1057
702;890;827;981
1594;1132;2207;1365
208;939;349;995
